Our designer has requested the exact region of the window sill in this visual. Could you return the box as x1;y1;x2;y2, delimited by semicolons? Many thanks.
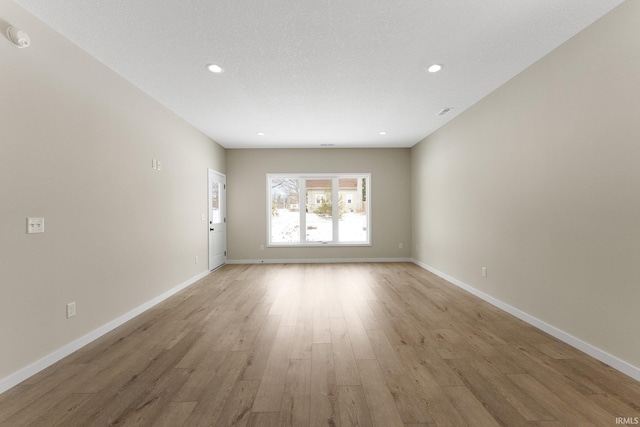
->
267;242;372;248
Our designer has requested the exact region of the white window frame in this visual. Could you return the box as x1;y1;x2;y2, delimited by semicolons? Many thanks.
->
267;173;371;247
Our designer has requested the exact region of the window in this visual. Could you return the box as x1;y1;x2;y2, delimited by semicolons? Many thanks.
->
268;173;370;246
210;181;221;224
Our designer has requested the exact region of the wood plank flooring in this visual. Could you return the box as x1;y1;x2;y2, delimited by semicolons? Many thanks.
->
0;263;638;426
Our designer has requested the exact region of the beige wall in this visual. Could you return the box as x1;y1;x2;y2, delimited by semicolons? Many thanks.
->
3;0;638;387
226;148;412;261
412;1;640;369
0;1;225;380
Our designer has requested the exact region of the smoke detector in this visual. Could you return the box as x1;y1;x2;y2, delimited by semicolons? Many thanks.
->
7;27;31;49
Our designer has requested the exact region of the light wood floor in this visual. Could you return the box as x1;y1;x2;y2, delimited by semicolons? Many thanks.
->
0;263;638;426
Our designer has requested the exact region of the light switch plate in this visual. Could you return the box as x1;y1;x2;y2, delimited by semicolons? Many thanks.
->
27;217;44;234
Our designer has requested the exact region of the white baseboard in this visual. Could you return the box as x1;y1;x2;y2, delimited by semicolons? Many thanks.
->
0;269;212;395
226;257;412;264
411;259;640;382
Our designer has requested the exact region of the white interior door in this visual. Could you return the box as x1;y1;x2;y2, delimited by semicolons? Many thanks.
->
208;169;226;270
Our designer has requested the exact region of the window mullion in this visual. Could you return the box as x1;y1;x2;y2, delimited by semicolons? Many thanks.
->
332;177;339;243
299;178;306;243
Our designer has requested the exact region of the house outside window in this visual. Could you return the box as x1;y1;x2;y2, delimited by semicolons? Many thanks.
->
268;173;370;246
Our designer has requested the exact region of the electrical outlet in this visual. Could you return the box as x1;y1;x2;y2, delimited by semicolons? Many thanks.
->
260;244;265;250
399;242;403;249
195;255;198;264
67;302;76;318
482;267;488;278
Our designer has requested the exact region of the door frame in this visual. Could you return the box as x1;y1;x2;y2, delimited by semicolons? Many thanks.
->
208;169;227;270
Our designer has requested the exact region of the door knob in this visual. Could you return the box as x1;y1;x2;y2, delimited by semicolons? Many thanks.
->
210;228;214;231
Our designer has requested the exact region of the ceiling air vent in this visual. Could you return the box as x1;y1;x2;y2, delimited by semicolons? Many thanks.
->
437;107;454;116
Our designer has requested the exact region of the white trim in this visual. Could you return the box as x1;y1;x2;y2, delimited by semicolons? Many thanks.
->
226;257;412;264
208;169;227;270
332;177;339;243
267;243;373;248
0;269;212;395
300;178;307;242
411;259;640;382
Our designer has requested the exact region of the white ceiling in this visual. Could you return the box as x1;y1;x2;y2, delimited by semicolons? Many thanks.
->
13;0;624;149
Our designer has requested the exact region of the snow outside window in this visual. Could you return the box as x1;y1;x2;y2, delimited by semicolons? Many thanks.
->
268;173;371;246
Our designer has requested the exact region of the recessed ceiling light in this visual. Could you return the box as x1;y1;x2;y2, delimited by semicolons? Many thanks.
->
257;132;265;136
206;64;224;73
427;64;443;73
379;131;387;135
